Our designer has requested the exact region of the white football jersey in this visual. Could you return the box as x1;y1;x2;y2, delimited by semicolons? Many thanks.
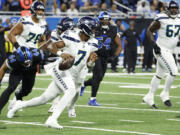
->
60;29;98;83
50;29;61;43
16;16;47;48
155;13;180;51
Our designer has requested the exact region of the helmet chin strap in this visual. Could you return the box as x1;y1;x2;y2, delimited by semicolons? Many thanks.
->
169;14;178;19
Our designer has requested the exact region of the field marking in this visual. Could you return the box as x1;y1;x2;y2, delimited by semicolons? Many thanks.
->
100;103;118;106
2;85;180;99
119;119;144;123
71;121;94;124
167;119;180;122
76;105;180;114
0;120;161;135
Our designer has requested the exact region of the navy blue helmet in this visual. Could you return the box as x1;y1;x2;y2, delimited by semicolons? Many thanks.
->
78;16;96;36
167;0;179;18
56;17;75;35
30;0;45;19
16;46;33;67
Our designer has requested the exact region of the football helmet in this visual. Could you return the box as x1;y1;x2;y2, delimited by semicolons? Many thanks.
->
30;0;45;19
78;16;96;36
56;17;75;36
16;46;33;67
167;0;179;18
98;11;111;29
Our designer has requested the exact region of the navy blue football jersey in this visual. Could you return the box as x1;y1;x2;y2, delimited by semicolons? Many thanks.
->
95;25;117;58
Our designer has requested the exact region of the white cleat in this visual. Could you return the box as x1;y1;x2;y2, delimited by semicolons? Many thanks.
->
160;91;172;107
68;108;76;118
8;99;17;110
7;100;23;118
45;117;63;130
143;94;158;109
48;105;56;113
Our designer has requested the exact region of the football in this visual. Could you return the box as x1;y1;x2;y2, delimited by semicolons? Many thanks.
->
59;55;75;70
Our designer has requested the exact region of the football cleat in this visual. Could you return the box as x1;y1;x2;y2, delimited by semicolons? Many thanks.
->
143;94;158;109
8;99;17;110
7;100;23;118
164;100;172;107
68;108;76;118
45;116;63;129
88;99;100;106
80;86;86;96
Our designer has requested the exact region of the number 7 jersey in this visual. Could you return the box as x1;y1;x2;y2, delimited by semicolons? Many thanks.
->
60;29;98;82
155;13;180;51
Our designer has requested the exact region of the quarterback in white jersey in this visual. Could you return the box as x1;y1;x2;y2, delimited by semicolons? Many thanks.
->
143;0;180;108
8;16;98;130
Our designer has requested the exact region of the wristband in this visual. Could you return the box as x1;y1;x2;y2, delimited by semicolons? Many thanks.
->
14;42;20;49
57;50;62;56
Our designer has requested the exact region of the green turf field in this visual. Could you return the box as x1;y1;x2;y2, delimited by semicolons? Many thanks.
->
0;72;180;135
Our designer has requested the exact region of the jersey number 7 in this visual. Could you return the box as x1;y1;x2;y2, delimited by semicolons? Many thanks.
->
74;50;87;66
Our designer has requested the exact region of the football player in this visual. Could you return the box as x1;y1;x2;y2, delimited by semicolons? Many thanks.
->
39;17;76;113
0;0;47;114
8;16;98;130
81;11;122;106
143;0;180;108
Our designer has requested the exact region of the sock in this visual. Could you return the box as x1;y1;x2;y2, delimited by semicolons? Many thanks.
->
162;74;175;94
90;97;96;100
68;92;79;110
149;75;161;95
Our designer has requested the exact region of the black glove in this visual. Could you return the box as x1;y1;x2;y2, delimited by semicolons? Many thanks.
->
14;42;20;49
153;42;161;55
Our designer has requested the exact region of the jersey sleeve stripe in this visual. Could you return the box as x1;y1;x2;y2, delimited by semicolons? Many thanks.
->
91;43;99;48
155;17;169;21
62;35;80;43
51;36;59;41
22;21;34;25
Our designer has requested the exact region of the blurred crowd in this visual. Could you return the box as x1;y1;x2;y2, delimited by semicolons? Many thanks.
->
0;0;177;16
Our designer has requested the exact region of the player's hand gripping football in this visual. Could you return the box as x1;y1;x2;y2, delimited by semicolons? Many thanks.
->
59;53;75;70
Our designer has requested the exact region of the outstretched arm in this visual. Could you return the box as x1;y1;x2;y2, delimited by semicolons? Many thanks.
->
0;62;8;84
114;35;122;56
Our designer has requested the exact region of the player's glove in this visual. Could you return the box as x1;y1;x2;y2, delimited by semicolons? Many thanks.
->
153;42;161;55
14;42;20;49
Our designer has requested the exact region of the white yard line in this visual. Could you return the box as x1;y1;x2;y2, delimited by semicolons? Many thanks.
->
119;119;144;123
71;121;94;124
76;105;180;114
167;119;180;122
2;85;180;99
0;120;161;135
100;104;118;106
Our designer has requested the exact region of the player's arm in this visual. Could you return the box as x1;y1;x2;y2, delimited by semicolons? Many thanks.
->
8;22;23;49
114;35;122;56
87;52;98;68
0;61;8;84
147;21;161;54
147;21;160;44
47;40;65;55
38;34;46;47
39;39;52;50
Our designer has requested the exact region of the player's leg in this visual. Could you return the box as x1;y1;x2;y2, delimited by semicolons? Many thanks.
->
48;96;61;113
7;81;60;118
143;56;165;108
68;83;82;117
15;69;36;100
45;79;76;129
89;57;107;106
159;52;178;106
0;71;22;113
